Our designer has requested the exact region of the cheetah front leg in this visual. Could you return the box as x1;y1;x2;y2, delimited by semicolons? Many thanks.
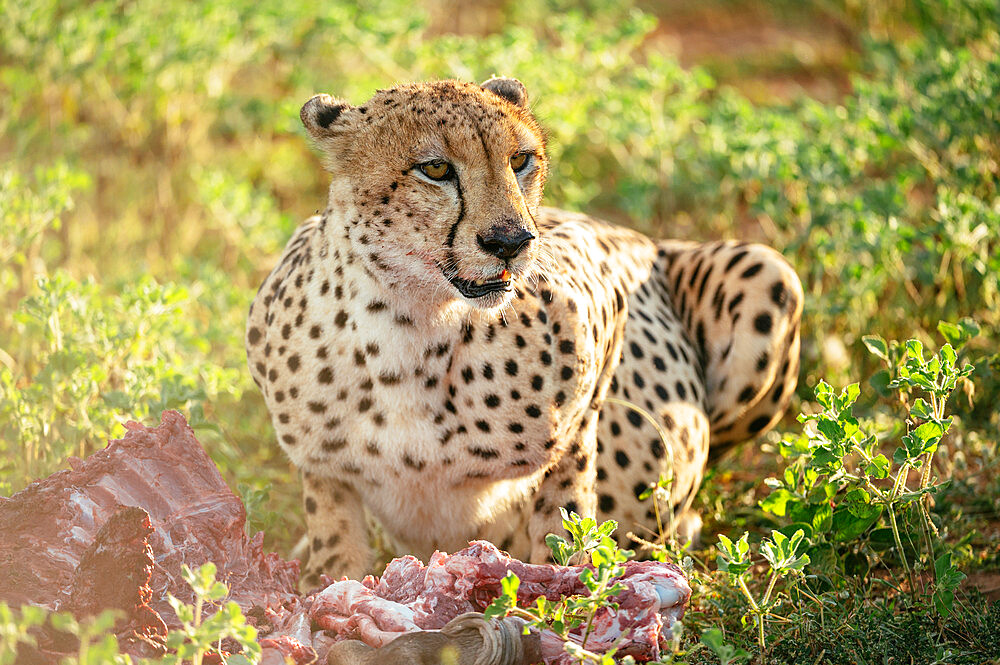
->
527;410;601;563
300;473;372;587
528;301;627;563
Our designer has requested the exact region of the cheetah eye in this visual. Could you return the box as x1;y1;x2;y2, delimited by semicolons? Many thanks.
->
418;160;454;181
510;152;531;172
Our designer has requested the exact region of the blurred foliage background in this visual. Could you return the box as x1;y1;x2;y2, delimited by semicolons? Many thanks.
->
1;0;998;611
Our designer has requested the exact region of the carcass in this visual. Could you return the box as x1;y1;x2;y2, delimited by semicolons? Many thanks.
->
0;411;689;664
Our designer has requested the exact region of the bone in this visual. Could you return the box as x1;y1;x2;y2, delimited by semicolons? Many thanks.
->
326;612;543;665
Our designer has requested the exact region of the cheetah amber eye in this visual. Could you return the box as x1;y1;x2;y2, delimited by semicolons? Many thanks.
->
510;152;530;172
419;161;453;181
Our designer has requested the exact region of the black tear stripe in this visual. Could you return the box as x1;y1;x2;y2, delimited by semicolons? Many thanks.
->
445;176;465;248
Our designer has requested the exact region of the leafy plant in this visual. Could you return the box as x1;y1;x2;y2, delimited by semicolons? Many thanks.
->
716;529;809;652
162;563;260;665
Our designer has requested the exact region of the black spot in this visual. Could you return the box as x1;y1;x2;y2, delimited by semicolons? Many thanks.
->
754;312;773;334
475;420;491;433
633;482;647;500
756;352;770;372
599;494;616;512
322;438;346;452
485;394;501;408
770;281;787;307
597;467;608;481
540;350;552;366
482;363;494;380
627;411;642;429
561;366;573;380
650;438;665;458
610;421;621;436
614;450;630;468
462;367;475;383
308;401;326;413
505;359;518;376
305;497;317;513
559;340;575;354
630;342;644;359
531;375;544;391
403;455;426;471
633;371;645;389
554;391;566;406
287;354;300;371
334;311;348;327
469;446;499;459
525;404;542;418
564;500;579;515
358;398;372;412
309;325;322;339
741;262;764;279
655;384;669;400
724;250;749;272
509;422;524;433
749;415;772;433
515;335;526;348
248;327;261;344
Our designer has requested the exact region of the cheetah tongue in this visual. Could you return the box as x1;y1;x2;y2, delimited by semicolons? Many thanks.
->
449;274;512;298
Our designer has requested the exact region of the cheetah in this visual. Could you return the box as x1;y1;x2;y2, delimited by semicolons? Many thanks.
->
246;78;802;585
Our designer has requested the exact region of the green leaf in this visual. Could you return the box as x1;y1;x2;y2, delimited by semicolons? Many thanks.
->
862;335;888;361
831;505;882;541
759;488;796;517
933;552;966;617
937;319;978;349
701;627;750;665
865;453;891;479
910;398;932;420
869;369;893;398
905;339;924;362
814;380;834;409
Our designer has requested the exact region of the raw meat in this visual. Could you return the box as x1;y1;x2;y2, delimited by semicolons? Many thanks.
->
1;411;689;664
0;411;300;661
312;540;690;663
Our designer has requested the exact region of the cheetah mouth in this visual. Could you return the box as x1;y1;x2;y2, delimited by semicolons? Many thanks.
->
447;273;512;299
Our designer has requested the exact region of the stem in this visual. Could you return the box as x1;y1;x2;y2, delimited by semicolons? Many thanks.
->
736;576;761;612
887;505;915;600
192;595;204;665
736;576;766;652
761;570;780;607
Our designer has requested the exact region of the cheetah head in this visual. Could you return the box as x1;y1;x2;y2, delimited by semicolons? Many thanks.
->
301;78;548;312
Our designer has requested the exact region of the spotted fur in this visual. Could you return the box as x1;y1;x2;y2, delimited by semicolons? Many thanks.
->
246;79;803;584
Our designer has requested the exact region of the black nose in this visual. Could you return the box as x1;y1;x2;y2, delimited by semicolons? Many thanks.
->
476;227;535;260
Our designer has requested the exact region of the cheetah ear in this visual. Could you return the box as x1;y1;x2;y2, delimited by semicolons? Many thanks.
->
300;94;355;142
481;77;528;108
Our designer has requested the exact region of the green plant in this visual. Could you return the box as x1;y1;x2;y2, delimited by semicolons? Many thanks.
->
162;562;260;665
715;529;809;652
486;509;639;664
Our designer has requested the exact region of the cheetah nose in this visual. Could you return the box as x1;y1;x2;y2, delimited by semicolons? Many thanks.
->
476;227;535;260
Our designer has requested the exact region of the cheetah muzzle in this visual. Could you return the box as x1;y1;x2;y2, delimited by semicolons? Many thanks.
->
247;77;804;586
